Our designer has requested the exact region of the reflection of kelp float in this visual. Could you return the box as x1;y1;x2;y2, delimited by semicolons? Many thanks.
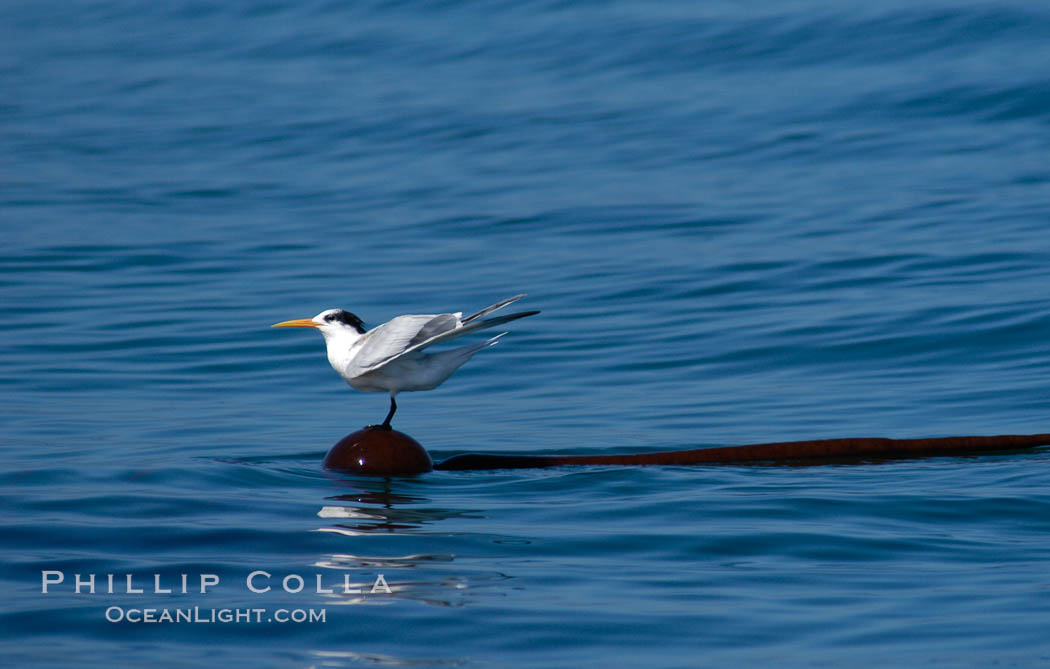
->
323;427;1050;477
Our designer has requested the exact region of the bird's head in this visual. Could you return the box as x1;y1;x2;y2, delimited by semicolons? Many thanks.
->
272;309;366;338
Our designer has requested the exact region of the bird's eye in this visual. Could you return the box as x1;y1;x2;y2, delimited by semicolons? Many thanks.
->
324;314;335;322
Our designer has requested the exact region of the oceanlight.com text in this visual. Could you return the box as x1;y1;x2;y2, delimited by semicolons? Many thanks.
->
104;606;327;624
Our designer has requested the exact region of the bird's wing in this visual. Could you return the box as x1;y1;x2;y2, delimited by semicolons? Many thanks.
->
462;294;527;323
360;309;539;375
344;314;460;378
408;313;461;346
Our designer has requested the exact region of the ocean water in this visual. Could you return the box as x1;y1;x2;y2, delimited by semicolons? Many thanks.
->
4;0;1050;666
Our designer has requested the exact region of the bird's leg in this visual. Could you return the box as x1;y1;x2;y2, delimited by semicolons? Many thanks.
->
379;396;397;430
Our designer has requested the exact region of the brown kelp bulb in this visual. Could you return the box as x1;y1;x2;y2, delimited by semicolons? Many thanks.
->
323;427;433;476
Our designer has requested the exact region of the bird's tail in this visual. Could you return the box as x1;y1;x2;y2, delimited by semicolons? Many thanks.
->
415;333;509;391
483;332;507;348
446;332;507;361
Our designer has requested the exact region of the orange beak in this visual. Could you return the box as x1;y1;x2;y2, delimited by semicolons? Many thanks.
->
271;318;318;328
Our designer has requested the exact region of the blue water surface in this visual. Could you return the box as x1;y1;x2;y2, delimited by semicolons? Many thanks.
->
4;1;1050;666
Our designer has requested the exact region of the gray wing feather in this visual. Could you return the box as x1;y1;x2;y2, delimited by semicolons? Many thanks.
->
345;314;455;378
360;310;538;375
463;294;527;323
408;313;460;345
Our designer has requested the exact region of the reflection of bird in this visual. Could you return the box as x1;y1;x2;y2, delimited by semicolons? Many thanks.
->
273;294;538;429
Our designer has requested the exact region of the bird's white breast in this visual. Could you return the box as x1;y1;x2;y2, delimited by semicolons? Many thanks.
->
323;331;367;382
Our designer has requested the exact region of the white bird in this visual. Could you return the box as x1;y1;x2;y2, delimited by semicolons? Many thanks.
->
272;294;538;429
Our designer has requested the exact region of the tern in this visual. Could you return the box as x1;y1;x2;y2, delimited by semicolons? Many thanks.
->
272;294;538;429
